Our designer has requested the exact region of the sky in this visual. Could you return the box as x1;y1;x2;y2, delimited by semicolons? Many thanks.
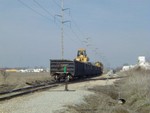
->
0;0;150;68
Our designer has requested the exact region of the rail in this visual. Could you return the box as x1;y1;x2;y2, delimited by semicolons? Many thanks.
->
0;75;126;101
0;82;59;101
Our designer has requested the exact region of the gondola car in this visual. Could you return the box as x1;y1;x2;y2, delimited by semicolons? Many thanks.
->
50;49;103;81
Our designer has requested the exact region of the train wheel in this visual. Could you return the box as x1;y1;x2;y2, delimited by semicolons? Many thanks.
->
65;75;72;82
65;75;69;82
54;75;60;82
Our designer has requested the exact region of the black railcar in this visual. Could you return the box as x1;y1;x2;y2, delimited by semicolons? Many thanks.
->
50;59;103;81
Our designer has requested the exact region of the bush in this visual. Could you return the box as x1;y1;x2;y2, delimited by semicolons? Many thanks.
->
118;70;150;113
63;69;150;113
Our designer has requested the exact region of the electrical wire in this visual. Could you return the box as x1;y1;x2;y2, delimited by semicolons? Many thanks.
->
64;30;82;46
18;0;87;47
18;0;54;21
18;0;106;64
70;13;86;38
33;0;54;17
70;27;82;43
52;0;61;8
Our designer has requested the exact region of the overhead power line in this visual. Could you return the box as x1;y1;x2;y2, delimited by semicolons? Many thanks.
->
18;0;53;21
18;0;85;49
70;13;86;38
33;0;54;17
64;31;82;46
70;27;82;43
52;0;61;8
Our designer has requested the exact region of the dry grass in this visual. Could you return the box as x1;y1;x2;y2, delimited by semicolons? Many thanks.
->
117;70;150;113
0;72;52;91
62;69;150;113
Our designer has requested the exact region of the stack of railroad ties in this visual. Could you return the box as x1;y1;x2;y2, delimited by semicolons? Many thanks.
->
50;48;103;82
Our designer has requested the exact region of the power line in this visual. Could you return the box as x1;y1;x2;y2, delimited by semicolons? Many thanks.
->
33;0;54;17
18;0;85;49
18;0;53;21
60;20;85;47
62;10;87;46
70;27;83;44
18;0;78;44
70;13;86;38
58;8;84;46
64;31;82;46
52;0;61;8
18;0;105;64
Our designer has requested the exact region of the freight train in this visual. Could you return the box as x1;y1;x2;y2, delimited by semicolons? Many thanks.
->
50;49;103;81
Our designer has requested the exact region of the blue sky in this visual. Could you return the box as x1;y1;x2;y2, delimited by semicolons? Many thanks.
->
0;0;150;68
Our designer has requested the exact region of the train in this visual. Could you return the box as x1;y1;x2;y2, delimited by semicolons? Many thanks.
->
50;49;103;81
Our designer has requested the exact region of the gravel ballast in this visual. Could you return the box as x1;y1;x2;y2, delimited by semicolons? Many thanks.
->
0;77;117;113
0;87;93;113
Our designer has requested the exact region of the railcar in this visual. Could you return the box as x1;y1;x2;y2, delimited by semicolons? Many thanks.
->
50;59;103;81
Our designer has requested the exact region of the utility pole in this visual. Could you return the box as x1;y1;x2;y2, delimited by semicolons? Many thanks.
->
55;0;70;59
61;0;64;59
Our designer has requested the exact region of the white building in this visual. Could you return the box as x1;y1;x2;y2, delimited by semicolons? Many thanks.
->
121;56;150;71
122;65;134;71
138;56;146;65
138;56;150;70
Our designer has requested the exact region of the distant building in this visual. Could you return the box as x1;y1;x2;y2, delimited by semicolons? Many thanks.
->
121;56;150;71
122;65;134;71
6;69;18;72
138;56;146;65
0;67;47;73
138;56;150;70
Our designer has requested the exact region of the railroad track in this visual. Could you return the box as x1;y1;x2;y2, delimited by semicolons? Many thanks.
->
0;78;99;101
0;82;60;101
0;75;125;101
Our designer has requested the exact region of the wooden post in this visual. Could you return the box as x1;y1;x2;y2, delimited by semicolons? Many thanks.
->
65;80;68;91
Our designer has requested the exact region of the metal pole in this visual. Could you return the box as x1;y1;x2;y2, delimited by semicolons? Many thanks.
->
65;80;68;91
61;0;64;59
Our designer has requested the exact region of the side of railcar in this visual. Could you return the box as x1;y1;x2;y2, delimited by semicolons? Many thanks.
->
83;63;102;76
74;60;85;78
74;61;102;78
